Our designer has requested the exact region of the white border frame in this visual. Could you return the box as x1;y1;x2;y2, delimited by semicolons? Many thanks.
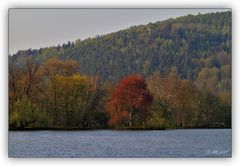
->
1;0;239;165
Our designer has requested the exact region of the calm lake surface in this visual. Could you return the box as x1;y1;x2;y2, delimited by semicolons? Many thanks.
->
9;129;231;158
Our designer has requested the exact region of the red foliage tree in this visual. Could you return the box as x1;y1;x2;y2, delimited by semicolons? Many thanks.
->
107;74;152;127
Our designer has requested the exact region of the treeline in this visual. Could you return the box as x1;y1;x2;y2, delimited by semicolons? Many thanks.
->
9;58;108;129
10;11;231;95
9;58;231;130
147;71;231;128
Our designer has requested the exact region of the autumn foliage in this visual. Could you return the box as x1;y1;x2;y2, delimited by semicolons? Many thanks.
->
9;58;231;130
107;75;153;128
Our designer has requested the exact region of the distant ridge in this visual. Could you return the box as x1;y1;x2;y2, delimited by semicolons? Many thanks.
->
10;11;231;94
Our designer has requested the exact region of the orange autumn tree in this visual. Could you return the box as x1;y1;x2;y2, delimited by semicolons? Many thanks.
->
107;74;152;128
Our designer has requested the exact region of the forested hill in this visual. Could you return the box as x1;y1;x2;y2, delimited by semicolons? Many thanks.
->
10;11;231;93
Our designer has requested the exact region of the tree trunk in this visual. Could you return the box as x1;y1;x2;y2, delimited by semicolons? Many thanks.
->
53;91;57;126
129;106;133;127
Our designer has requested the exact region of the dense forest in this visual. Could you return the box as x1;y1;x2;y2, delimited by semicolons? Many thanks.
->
9;11;231;130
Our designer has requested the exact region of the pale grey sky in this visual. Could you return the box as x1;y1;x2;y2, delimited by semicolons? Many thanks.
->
9;8;229;54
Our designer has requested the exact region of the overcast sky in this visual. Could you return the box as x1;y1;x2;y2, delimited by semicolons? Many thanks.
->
9;8;229;54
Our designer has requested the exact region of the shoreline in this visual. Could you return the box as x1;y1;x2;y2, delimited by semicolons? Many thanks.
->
9;127;231;131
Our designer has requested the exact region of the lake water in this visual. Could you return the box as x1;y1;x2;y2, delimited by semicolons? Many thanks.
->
8;129;231;158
